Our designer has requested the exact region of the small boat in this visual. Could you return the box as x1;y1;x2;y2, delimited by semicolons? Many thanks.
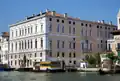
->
33;61;65;73
0;63;14;71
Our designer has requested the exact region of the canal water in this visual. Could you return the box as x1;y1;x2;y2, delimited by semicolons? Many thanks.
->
0;71;120;81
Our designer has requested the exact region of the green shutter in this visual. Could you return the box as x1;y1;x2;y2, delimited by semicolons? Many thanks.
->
117;51;120;57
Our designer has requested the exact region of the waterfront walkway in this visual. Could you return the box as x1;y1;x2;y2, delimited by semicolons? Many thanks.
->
77;68;99;72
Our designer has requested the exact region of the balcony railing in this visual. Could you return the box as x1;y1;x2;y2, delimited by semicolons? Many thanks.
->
82;48;92;53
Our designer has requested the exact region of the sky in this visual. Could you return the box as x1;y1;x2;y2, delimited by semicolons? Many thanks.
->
0;0;120;33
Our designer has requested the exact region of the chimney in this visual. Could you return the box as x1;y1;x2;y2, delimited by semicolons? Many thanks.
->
32;14;35;17
52;11;56;16
64;13;67;18
25;16;29;20
40;11;42;15
46;9;49;12
101;20;105;24
109;21;112;25
97;20;100;23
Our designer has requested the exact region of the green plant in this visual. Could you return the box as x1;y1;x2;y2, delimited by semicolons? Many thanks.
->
94;53;101;65
85;54;96;65
106;52;120;63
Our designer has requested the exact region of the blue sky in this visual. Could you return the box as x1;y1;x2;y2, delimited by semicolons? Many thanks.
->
0;0;120;33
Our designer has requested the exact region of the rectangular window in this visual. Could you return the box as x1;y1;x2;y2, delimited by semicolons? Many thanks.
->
20;30;21;36
35;39;37;48
30;60;32;65
11;43;13;51
73;52;76;58
28;40;29;49
105;31;107;38
25;29;27;35
108;32;110;38
11;61;12;65
50;51;52;57
62;26;64;33
22;29;24;36
73;28;75;34
81;29;83;36
69;53;71;57
69;42;71;49
98;44;99;48
85;30;87;36
16;30;17;37
81;43;84;50
28;28;30;34
15;60;17;65
31;40;32;48
117;43;120;49
101;44;103;48
41;24;43;32
49;23;52;32
19;60;20;65
97;29;99;37
73;42;76;49
40;53;42;57
108;44;111;50
100;30;102;37
25;41;26;49
41;38;43;48
35;53;37;57
90;30;91;36
31;27;32;33
62;41;64;48
57;52;59;57
62;52;64;57
90;43;92;51
69;26;71;34
35;25;37;33
57;40;60;48
12;31;14;37
57;24;60;32
16;42;17;50
49;40;52;50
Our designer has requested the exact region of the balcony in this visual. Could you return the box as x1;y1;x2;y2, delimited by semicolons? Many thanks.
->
82;48;92;53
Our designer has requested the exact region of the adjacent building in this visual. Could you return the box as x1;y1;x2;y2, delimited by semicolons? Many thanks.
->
107;10;120;56
9;9;117;68
0;32;9;64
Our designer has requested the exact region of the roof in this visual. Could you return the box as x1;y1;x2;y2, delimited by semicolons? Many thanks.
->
80;20;117;27
9;10;117;27
111;30;120;35
1;32;9;37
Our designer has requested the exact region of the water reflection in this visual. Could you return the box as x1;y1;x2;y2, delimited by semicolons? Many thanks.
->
0;72;120;81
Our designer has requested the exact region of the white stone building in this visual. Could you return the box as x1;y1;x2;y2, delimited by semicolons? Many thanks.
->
0;32;9;64
9;9;117;68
